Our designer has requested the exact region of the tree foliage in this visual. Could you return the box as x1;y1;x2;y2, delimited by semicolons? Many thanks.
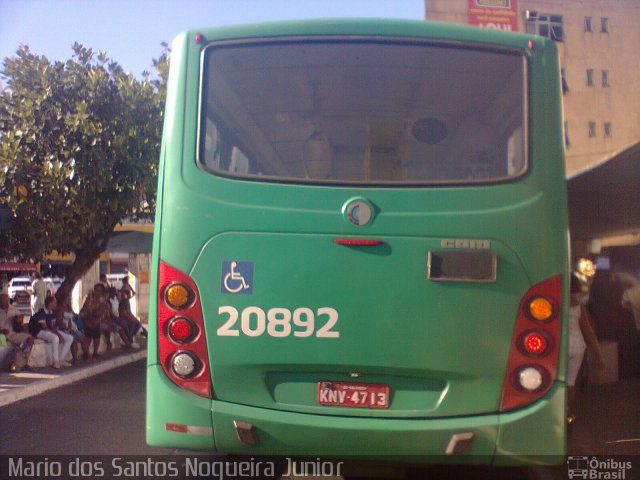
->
0;43;167;299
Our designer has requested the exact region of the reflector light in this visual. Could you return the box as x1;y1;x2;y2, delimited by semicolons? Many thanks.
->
165;423;188;433
165;284;191;310
172;352;197;378
524;332;547;355
333;238;383;246
165;423;213;436
528;297;553;321
518;367;543;391
168;317;196;344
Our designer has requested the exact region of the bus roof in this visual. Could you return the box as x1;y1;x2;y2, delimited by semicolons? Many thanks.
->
182;18;550;52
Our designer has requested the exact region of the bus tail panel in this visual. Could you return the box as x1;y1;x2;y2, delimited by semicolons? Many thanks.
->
188;233;534;418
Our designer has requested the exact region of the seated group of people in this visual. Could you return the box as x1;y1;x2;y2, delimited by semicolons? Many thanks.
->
0;277;146;371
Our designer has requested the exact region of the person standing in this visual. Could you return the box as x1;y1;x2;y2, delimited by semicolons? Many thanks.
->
29;296;73;369
120;276;135;300
622;281;640;330
32;272;48;313
568;274;606;424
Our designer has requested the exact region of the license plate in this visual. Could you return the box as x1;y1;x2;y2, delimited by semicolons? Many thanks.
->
317;381;390;409
14;295;30;305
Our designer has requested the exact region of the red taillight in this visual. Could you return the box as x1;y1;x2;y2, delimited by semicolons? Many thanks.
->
521;330;550;356
500;275;562;412
525;333;546;354
157;261;211;398
168;317;197;344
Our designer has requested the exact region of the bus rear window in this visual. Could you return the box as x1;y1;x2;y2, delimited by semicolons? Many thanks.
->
199;40;526;185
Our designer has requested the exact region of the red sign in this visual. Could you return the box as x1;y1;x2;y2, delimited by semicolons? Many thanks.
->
468;0;519;32
0;263;36;272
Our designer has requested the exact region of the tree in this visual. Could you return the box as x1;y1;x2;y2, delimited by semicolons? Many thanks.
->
0;43;166;302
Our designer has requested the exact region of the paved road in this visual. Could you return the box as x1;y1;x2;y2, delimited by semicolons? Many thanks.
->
0;359;170;455
2;360;635;479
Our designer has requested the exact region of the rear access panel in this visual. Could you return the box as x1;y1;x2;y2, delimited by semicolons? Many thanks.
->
191;232;530;418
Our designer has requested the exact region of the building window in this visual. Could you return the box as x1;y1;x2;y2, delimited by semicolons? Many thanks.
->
601;17;609;33
587;69;594;86
525;12;564;41
604;122;612;138
602;70;610;87
584;17;592;32
588;122;597;138
561;68;569;94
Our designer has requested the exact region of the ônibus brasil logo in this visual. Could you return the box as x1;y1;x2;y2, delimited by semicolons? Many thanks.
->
568;456;633;479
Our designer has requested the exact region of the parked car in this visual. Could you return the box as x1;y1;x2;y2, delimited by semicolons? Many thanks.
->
8;276;33;299
52;277;64;292
42;277;62;296
106;273;126;290
12;290;32;316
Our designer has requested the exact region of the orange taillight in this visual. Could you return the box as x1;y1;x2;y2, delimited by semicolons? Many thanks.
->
527;297;554;322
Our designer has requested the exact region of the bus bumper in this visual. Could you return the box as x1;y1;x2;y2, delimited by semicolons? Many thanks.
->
147;365;565;465
146;365;216;451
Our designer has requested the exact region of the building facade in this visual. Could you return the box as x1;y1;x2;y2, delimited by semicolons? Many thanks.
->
425;0;640;176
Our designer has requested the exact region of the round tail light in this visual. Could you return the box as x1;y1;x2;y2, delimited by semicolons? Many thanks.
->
168;317;197;344
527;296;554;322
164;283;194;310
171;352;198;378
524;332;548;355
518;366;544;391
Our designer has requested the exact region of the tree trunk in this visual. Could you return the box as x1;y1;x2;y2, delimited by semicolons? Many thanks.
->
55;229;115;315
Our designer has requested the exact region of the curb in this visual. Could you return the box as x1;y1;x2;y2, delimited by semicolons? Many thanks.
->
0;350;147;408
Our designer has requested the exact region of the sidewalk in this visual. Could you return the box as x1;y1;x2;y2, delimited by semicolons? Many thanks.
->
569;376;640;455
0;348;146;408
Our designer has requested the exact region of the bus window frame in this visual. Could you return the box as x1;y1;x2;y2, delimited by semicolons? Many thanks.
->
196;36;530;188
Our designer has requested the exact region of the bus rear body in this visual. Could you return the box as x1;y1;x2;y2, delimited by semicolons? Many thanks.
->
146;19;568;466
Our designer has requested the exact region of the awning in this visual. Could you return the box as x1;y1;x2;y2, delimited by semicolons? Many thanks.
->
0;262;37;272
568;140;640;242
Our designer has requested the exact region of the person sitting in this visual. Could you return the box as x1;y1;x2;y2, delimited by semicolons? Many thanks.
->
119;286;147;339
28;296;73;369
0;293;34;371
58;296;91;364
109;287;139;348
99;273;110;290
79;283;110;358
101;287;134;350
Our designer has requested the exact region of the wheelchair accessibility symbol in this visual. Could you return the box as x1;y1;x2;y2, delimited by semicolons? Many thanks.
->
221;261;254;294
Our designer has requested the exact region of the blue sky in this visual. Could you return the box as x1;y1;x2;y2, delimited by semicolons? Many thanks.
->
0;0;425;77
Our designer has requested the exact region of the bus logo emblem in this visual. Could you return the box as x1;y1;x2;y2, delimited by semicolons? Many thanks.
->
343;198;374;227
221;261;253;294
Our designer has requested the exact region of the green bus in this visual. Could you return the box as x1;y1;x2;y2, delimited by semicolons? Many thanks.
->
146;19;568;467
